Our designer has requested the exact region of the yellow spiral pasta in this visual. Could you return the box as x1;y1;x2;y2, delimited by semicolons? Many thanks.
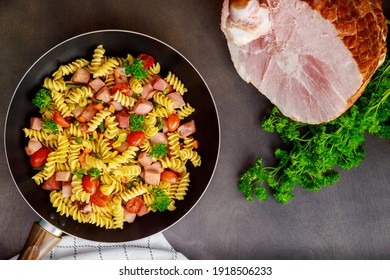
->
89;44;105;74
150;107;171;118
129;78;143;93
23;45;202;229
167;132;181;157
120;184;149;202
159;156;186;173
87;109;112;132
153;92;174;111
177;103;195;119
93;57;119;78
178;148;201;167
67;86;92;103
144;125;159;139
23;128;56;142
85;154;106;171
112;90;136;108
174;172;190;200
50;191;71;216
43;77;68;92
71;175;91;203
68;123;90;140
52;58;90;80
165;71;188;94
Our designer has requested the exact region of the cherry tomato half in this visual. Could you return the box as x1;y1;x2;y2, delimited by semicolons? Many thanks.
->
90;189;110;207
82;175;99;195
125;196;144;214
161;170;179;183
127;131;145;146
53;112;71;128
137;53;155;69
30;147;50;168
167;113;181;132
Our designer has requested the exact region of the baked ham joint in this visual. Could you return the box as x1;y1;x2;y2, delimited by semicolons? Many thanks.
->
221;0;388;124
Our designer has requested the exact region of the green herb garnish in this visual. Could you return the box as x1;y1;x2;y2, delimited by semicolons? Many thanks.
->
148;143;168;158
122;58;147;79
87;168;100;179
150;188;169;212
42;119;59;134
32;88;52;110
72;169;84;179
130;115;146;131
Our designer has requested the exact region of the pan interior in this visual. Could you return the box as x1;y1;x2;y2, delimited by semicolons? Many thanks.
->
5;30;219;242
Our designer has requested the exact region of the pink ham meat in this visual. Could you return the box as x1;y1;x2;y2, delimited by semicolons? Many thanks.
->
221;0;388;124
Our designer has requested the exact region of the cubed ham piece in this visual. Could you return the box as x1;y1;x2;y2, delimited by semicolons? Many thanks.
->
55;171;72;182
71;68;90;84
24;137;42;156
72;104;85;118
144;162;164;174
89;78;105;92
144;169;161;186
133;98;154;115
116;141;130;153
138;151;153;167
140;83;154;99
144;90;157;100
80;202;93;214
150;132;168;144
81;104;98;121
96;86;111;103
116;112;130;128
81;104;98;122
78;123;90;134
123;210;137;223
114;68;129;84
42;175;61;191
162;118;169;133
61;182;73;198
109;100;123;112
177;120;196;138
137;204;150;217
152;76;169;91
167;92;185;108
30;117;42;130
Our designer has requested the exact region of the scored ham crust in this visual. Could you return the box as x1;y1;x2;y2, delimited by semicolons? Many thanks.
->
221;0;388;124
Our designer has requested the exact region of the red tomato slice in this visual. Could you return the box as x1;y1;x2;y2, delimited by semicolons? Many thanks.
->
167;113;181;132
82;175;99;195
127;131;145;146
137;53;155;69
161;170;179;183
110;83;130;94
125;196;144;214
53;112;71;128
30;147;50;168
90;189;110;207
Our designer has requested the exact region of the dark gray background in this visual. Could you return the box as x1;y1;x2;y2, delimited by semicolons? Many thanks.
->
1;0;389;260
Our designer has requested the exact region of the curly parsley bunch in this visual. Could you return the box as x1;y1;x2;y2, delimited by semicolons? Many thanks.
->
239;56;390;204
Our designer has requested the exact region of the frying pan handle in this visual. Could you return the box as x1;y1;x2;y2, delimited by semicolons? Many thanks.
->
18;220;62;260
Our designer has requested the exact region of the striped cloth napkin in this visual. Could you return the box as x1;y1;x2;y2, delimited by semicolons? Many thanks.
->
13;232;187;260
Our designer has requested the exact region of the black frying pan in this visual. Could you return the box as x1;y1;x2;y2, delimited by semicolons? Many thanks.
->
4;30;220;259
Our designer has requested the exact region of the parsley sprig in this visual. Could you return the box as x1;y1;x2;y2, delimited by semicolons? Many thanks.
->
122;58;147;79
130;115;146;131
239;55;390;204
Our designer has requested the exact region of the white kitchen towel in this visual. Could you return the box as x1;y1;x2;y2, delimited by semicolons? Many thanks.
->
13;233;187;260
